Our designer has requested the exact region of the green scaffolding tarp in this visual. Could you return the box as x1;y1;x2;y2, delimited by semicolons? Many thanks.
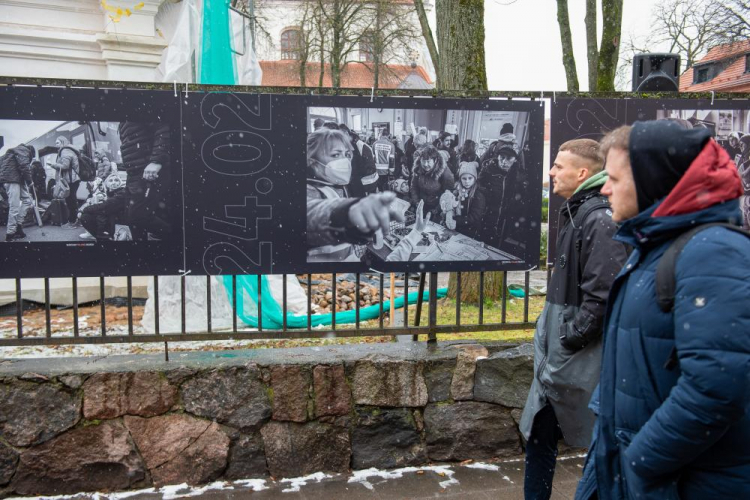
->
222;275;448;330
199;0;235;85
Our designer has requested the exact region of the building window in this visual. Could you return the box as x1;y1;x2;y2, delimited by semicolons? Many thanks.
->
360;33;375;62
280;29;301;60
694;65;711;84
745;54;750;73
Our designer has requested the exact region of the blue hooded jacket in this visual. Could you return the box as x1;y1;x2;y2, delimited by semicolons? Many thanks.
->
577;121;750;500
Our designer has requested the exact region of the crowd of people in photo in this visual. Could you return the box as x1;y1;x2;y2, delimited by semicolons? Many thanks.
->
306;116;527;262
0;122;172;242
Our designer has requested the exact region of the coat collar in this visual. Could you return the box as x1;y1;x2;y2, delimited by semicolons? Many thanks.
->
614;198;742;248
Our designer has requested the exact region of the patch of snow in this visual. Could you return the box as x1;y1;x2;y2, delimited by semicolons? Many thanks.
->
464;462;499;471
107;488;157;499
231;478;269;491
348;465;459;491
161;481;232;499
280;472;331;493
558;453;587;461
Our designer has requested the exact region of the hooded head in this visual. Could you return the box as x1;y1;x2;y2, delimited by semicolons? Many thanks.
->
55;136;70;148
601;120;743;222
628;120;712;212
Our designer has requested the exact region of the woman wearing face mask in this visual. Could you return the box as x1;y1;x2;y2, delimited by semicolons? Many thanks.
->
453;161;486;239
410;145;455;220
307;128;404;262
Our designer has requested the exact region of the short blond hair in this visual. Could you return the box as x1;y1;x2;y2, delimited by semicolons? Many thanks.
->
559;139;604;173
600;126;632;158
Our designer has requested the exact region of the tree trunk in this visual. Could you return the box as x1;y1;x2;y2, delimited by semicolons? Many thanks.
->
435;0;487;91
596;0;623;91
446;272;504;303
431;0;502;302
584;0;598;90
413;0;440;79
373;56;380;91
556;0;579;92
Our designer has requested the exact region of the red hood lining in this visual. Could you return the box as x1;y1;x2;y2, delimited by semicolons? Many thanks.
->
652;139;743;218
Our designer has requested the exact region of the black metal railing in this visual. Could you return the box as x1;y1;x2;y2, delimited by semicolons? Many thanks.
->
0;271;539;348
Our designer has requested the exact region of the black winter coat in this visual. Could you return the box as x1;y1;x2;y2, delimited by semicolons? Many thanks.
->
0;145;33;185
118;122;171;174
520;188;628;447
454;188;486;240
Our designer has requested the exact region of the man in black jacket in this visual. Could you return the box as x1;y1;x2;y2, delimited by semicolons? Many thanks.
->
116;122;171;240
0;144;35;241
519;139;628;500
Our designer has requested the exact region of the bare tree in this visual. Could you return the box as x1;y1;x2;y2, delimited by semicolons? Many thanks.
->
585;0;598;89
413;0;500;302
364;0;422;91
556;0;624;91
716;0;750;41
316;0;371;88
652;0;724;68
557;0;580;91
434;0;488;91
414;0;440;77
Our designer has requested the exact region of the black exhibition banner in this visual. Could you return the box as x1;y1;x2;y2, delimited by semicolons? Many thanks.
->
0;86;183;278
1;87;545;277
547;97;750;264
181;93;546;275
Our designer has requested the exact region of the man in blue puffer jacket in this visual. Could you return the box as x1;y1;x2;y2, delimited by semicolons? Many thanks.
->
575;120;750;500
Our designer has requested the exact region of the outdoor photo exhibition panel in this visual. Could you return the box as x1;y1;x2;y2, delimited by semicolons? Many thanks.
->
0;87;183;278
547;97;750;265
1;88;544;278
181;94;546;275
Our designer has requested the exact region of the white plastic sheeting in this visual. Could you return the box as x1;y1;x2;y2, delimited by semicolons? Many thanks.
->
141;275;309;334
155;0;262;85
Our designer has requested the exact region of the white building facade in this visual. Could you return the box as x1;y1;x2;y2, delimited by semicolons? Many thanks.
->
0;0;168;81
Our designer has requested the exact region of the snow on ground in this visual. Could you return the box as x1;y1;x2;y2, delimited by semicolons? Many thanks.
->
348;464;458;490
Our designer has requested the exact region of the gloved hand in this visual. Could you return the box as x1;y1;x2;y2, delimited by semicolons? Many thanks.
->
559;321;587;352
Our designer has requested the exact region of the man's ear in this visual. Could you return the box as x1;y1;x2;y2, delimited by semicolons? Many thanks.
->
577;166;590;182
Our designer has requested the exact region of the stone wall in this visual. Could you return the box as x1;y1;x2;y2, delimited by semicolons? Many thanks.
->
0;341;533;497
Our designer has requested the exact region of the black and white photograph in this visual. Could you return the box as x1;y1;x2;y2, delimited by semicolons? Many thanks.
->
0;119;175;243
656;108;750;226
305;106;538;266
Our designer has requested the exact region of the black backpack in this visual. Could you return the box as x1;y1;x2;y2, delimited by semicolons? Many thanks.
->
656;222;750;370
60;146;96;182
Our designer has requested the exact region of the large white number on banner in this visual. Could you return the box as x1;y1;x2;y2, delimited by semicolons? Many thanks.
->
200;93;272;130
201;130;273;176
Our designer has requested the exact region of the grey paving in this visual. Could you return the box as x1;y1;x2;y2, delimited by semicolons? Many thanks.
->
90;455;584;500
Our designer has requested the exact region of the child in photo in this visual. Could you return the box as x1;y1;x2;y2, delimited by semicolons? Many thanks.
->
78;173;126;241
453;161;486;240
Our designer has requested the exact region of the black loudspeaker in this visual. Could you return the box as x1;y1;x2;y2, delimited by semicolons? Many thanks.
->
632;53;681;91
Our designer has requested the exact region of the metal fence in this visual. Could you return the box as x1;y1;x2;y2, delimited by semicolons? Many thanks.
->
1;271;539;350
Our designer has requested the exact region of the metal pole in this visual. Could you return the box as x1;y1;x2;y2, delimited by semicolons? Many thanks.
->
412;272;426;341
428;272;438;344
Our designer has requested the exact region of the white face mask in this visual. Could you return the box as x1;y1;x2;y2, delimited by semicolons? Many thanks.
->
316;157;352;185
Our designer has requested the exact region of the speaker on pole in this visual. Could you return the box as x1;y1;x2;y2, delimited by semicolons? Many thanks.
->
632;53;681;92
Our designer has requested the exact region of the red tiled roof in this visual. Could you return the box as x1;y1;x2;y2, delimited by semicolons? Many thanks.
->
679;40;750;92
259;60;433;89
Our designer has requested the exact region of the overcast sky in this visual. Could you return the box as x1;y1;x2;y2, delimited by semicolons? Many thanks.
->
429;0;666;92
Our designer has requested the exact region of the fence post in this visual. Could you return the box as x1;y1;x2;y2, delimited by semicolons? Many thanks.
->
427;272;438;344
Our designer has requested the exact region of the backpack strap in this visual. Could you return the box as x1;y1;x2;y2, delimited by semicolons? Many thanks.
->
656;222;750;370
656;222;750;314
572;194;610;230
